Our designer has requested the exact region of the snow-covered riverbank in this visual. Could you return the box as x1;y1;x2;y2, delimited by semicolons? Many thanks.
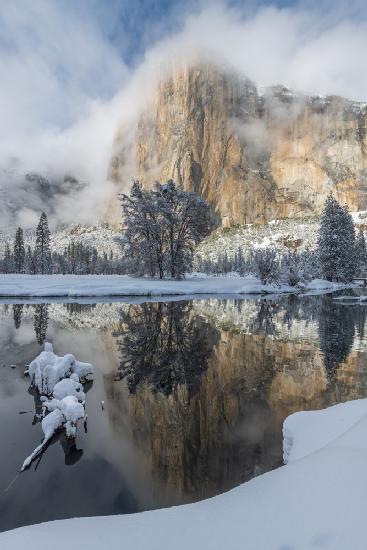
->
0;274;359;299
1;399;367;549
0;274;294;297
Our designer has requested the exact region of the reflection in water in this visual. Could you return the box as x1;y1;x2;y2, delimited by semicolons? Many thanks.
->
109;294;367;505
34;304;49;345
13;304;23;329
115;302;219;396
65;303;96;316
318;295;366;378
1;294;367;531
249;300;279;336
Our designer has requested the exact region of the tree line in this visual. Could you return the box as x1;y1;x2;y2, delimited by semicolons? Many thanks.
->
197;194;367;284
1;183;365;283
0;212;126;275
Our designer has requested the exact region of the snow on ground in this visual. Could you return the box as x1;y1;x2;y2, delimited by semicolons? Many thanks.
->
0;274;361;299
2;399;367;549
195;217;320;264
22;342;93;470
195;211;367;265
0;274;296;297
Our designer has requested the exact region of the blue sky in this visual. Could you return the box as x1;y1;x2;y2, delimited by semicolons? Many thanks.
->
1;0;367;228
60;0;367;67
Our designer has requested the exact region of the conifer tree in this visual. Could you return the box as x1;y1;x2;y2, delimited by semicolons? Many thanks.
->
355;228;367;276
3;242;13;273
13;227;25;273
26;246;37;274
35;212;51;274
317;194;356;282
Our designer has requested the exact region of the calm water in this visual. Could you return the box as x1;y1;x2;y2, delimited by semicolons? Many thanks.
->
1;293;367;532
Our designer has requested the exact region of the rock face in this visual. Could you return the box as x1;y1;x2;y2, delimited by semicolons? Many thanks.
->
110;62;367;227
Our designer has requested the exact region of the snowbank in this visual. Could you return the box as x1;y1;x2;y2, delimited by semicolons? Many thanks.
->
0;274;295;298
283;399;367;463
4;398;367;549
301;278;359;292
22;343;93;470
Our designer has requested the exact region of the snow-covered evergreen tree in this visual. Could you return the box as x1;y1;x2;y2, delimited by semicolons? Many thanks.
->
3;242;13;273
317;194;356;281
35;212;51;274
355;228;367;276
25;246;37;274
13;227;25;273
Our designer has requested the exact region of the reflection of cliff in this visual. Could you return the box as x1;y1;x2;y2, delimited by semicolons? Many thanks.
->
105;299;367;507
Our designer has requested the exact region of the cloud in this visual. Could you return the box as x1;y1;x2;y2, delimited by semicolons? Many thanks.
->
1;0;367;228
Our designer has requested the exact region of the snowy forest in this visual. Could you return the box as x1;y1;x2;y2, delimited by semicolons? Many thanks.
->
1;186;366;284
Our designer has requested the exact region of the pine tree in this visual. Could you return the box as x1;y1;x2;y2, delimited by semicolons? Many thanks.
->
26;246;37;274
3;242;13;273
355;228;367;276
317;194;356;282
13;227;25;274
35;212;51;274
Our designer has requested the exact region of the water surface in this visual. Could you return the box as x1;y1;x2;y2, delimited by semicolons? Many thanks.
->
1;293;367;532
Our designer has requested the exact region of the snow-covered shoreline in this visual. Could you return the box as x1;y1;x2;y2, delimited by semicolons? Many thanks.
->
1;399;367;549
0;274;294;297
0;274;359;299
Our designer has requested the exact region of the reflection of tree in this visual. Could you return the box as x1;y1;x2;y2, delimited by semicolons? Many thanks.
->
318;296;366;378
13;304;24;329
115;301;219;396
250;300;279;336
34;304;49;345
64;303;96;316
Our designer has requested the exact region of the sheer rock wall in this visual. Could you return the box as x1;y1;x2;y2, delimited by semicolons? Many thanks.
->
110;63;367;227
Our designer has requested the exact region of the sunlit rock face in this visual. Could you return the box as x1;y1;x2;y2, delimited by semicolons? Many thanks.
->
110;63;367;227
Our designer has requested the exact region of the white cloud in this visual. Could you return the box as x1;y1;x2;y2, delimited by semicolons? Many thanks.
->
1;0;367;228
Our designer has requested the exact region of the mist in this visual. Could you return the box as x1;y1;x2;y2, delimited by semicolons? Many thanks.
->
1;0;367;229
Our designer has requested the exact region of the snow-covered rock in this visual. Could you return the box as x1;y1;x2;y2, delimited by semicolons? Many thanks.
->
28;343;92;395
52;378;85;402
21;342;93;471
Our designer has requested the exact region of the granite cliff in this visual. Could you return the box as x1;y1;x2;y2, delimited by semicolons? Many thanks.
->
110;62;367;227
